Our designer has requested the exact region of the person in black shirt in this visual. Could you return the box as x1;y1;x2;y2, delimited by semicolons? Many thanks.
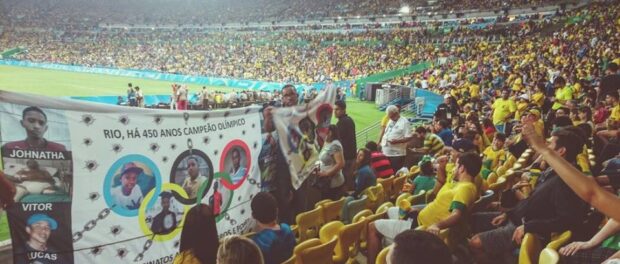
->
435;94;459;122
597;62;620;104
151;192;177;235
469;128;590;264
334;100;357;192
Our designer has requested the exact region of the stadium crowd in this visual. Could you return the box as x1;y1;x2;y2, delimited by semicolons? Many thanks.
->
0;16;555;86
0;0;565;27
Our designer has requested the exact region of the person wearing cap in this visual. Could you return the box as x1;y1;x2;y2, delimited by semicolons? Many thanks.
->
111;162;144;210
367;152;482;263
402;155;437;196
20;213;65;263
182;157;207;200
151;192;177;235
491;89;516;134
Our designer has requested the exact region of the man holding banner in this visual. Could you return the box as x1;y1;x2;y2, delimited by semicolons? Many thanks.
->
263;84;302;224
264;84;338;224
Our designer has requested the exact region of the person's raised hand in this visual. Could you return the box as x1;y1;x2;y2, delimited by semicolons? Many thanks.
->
520;116;546;151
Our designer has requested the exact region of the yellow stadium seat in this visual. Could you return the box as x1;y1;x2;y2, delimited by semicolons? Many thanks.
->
360;211;386;250
408;190;427;205
538;248;560;264
392;175;407;199
319;220;366;264
315;199;331;209
487;172;499;185
376;245;391;264
488;177;508;193
353;209;373;250
321;197;346;222
376;202;393;215
378;176;395;201
319;221;344;243
519;233;542;264
352;209;373;223
292;206;325;242
505;154;517;167
409;165;420;175
294;238;321;256
512;163;523;171
395;193;412;206
343;196;368;224
363;184;386;212
547;231;572;250
297;238;338;264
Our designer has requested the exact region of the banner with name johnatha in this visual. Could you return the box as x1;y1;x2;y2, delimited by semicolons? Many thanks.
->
0;90;261;264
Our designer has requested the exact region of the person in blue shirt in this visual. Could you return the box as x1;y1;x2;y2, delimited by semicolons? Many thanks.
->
435;119;454;147
352;148;377;199
251;192;296;264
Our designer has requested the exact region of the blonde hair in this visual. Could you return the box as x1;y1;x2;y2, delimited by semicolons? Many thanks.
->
217;235;264;264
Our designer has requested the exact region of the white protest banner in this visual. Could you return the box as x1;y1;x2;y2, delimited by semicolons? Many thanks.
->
0;90;261;264
271;86;336;190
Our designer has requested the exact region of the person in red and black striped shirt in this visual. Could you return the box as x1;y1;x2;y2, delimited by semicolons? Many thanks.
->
365;141;394;179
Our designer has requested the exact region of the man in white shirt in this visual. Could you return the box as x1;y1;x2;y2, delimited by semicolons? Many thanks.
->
380;105;413;172
182;157;207;200
111;162;144;210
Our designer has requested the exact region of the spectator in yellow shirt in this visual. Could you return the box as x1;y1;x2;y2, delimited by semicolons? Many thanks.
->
491;89;517;134
481;133;507;180
552;77;574;110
